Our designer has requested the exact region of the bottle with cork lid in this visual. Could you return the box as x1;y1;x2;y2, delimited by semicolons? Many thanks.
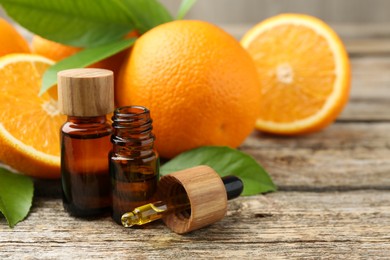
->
58;68;114;217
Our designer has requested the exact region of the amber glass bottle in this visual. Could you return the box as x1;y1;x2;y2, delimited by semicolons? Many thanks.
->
58;68;114;217
110;106;159;225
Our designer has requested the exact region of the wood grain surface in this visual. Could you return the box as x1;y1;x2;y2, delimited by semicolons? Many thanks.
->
1;191;389;259
1;25;390;259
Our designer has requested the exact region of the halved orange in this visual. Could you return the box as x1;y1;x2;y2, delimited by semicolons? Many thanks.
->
241;14;350;135
0;54;64;178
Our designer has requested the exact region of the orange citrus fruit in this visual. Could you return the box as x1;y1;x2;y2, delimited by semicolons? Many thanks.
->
32;33;136;100
117;20;261;158
0;54;65;178
241;14;350;135
31;35;81;61
0;18;30;56
32;32;137;71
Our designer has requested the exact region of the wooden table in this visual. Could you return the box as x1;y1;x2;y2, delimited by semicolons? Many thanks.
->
1;25;390;259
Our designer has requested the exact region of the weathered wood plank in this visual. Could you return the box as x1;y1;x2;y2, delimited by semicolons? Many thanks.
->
350;57;390;97
245;122;390;150
1;191;389;259
345;39;390;56
333;24;390;39
242;122;390;189
339;56;390;121
340;98;390;121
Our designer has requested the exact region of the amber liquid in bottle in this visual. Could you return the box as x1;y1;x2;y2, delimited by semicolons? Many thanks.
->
110;106;159;225
61;116;112;217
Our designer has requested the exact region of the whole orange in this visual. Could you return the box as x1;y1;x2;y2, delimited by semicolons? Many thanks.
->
31;35;130;75
117;20;261;158
32;34;136;99
0;18;30;56
31;35;81;61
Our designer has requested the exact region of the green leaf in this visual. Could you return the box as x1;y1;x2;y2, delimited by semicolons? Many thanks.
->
40;37;136;95
0;0;134;47
119;0;173;34
0;168;33;228
176;0;197;20
160;146;276;196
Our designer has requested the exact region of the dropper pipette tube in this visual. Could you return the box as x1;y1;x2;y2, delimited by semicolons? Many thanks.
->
121;175;243;227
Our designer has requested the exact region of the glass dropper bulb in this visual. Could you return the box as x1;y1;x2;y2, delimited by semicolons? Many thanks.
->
121;175;244;228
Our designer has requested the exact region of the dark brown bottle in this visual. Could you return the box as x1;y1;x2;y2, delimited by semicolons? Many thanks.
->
110;106;159;225
58;68;114;217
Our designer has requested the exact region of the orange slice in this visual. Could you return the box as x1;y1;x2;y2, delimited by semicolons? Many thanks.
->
241;14;350;135
0;54;65;178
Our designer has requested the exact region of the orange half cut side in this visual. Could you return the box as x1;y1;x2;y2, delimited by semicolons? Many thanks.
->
241;14;351;135
0;54;64;178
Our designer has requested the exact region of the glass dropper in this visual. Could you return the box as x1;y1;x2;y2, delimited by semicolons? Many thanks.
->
121;175;244;228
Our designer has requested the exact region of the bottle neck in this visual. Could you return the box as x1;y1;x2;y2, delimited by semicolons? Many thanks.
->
111;106;155;156
67;115;107;124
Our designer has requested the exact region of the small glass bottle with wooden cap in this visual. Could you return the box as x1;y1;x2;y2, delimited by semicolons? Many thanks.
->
58;68;114;217
110;106;159;225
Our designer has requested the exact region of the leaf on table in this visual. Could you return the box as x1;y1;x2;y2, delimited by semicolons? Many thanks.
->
176;0;197;20
40;37;136;95
0;168;33;228
160;146;277;196
0;0;135;47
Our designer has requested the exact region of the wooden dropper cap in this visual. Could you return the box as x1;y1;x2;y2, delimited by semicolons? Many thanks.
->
57;68;114;116
158;165;228;234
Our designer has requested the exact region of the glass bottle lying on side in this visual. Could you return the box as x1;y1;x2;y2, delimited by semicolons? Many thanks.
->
121;175;243;227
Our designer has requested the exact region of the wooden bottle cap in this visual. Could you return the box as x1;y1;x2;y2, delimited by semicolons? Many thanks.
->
158;165;228;234
57;68;114;116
